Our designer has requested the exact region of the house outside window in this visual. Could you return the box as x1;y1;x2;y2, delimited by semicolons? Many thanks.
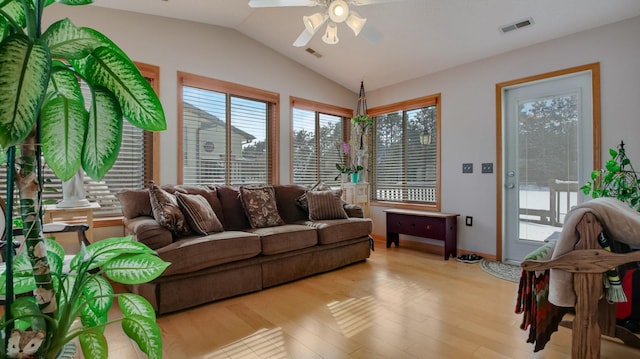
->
0;63;160;218
290;97;351;187
178;72;279;185
369;94;440;209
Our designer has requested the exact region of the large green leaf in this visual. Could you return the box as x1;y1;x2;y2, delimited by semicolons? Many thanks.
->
0;34;51;148
84;46;166;131
46;60;84;103
41;95;88;181
0;0;27;31
79;329;108;359
58;0;95;5
10;297;46;332
70;236;154;271
42;18;103;60
102;254;169;284
118;293;156;320
0;252;36;295
81;299;108;330
84;275;114;316
82;85;122;180
122;315;162;359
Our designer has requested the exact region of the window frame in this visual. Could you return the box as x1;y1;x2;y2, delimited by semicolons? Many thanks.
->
289;97;353;185
368;94;441;211
177;72;280;185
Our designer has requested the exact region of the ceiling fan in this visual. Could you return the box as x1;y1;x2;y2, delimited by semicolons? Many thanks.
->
248;0;403;47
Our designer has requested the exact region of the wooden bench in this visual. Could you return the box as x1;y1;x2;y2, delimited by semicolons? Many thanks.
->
385;209;459;260
522;212;640;358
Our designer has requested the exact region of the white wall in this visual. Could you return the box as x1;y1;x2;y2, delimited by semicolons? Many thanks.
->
367;16;640;256
44;4;357;185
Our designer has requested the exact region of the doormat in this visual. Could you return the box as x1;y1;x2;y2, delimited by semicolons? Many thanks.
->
479;259;521;283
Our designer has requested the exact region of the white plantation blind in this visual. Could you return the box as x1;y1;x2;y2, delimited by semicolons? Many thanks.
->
371;96;439;205
291;97;350;187
1;64;158;218
180;76;276;186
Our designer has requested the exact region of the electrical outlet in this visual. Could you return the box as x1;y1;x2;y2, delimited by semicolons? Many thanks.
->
465;216;473;226
481;163;493;174
462;163;473;173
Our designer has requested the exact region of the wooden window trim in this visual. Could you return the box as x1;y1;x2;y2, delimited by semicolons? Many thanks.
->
369;93;442;211
177;72;280;184
289;97;353;184
135;62;161;184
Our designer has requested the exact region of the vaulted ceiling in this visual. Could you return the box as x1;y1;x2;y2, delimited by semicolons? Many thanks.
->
93;0;640;92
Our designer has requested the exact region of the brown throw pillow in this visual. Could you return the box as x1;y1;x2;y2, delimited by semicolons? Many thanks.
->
175;192;224;235
239;185;285;228
306;189;348;220
296;181;332;212
149;182;191;236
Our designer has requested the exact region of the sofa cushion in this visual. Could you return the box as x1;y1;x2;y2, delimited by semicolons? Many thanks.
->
244;224;317;255
306;189;348;220
216;186;251;230
149;182;191;236
301;217;373;245
123;216;173;250
273;184;308;223
239;185;285;228
174;184;226;225
175;192;224;235
117;189;152;219
295;181;331;212
157;231;261;276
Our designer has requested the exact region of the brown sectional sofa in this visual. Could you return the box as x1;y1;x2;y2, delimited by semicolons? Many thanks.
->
118;184;372;314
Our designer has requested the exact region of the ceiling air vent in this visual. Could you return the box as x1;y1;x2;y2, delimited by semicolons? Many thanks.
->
305;47;323;58
500;17;534;34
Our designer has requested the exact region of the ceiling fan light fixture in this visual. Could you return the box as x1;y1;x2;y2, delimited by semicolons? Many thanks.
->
303;12;328;34
322;22;339;44
328;0;349;23
345;11;367;36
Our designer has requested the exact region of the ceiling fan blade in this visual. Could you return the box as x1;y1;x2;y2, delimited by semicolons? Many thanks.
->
360;24;383;44
351;0;406;5
248;0;317;7
293;29;314;47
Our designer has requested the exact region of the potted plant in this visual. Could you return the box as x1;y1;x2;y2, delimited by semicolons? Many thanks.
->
581;141;640;211
334;142;363;182
0;1;168;358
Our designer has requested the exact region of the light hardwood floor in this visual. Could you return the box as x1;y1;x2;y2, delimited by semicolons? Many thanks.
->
96;239;638;358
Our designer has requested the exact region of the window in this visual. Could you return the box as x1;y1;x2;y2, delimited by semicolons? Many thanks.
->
291;97;351;187
0;63;160;218
369;94;440;209
178;72;279;185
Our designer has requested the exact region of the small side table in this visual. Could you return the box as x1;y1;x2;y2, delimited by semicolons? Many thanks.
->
43;202;100;243
341;182;370;217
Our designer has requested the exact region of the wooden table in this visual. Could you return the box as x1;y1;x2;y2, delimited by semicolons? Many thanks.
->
43;202;100;243
385;209;459;260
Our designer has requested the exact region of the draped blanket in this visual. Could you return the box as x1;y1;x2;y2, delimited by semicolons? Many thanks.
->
515;242;569;351
549;197;640;307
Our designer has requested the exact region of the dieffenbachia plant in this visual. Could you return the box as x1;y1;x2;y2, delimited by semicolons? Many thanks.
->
0;0;168;358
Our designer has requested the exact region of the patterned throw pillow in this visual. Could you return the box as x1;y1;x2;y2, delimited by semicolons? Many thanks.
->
296;181;332;212
175;192;224;235
306;189;348;220
239;185;285;228
149;182;191;236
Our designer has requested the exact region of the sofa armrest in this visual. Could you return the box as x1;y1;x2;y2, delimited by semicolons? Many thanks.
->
123;216;173;250
344;204;364;218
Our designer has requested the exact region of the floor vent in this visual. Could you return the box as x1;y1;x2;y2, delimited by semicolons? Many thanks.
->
305;47;322;58
500;17;534;34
